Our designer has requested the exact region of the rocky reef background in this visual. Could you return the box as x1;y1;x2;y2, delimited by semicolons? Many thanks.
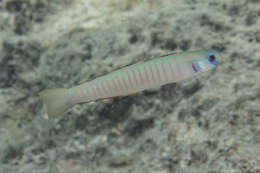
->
0;0;260;172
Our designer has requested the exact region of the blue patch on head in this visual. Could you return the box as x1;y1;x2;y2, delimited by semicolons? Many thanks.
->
207;52;219;67
209;53;216;62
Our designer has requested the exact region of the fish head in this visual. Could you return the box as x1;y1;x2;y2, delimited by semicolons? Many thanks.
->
194;51;220;72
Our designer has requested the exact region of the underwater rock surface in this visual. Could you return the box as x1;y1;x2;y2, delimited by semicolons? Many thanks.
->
0;0;260;172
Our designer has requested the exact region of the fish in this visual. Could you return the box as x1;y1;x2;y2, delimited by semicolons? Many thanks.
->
39;49;219;119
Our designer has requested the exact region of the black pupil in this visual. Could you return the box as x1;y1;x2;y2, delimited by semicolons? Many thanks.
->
209;55;215;62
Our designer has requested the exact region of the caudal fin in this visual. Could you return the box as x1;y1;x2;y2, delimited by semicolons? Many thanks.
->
39;88;72;119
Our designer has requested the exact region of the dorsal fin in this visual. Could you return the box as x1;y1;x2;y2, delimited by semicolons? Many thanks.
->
110;59;143;72
159;50;180;57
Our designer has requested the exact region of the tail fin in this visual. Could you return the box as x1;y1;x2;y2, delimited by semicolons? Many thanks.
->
39;88;72;119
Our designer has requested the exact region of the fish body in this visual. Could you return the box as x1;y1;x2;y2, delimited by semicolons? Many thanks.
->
39;50;219;118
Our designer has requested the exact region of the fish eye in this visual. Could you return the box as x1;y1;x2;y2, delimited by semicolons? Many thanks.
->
208;53;216;63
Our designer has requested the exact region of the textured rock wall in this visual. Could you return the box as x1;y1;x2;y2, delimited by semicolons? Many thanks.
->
0;0;259;172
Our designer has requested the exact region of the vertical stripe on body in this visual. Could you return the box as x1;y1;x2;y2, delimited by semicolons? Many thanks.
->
85;86;91;97
71;90;78;103
137;67;145;87
155;63;162;83
81;88;86;100
168;62;176;81
121;73;129;91
106;80;113;93
96;83;103;97
101;81;107;95
143;66;150;85
127;71;134;89
111;77;118;92
132;70;138;87
161;63;169;83
77;90;81;101
91;85;97;97
149;65;156;84
175;64;183;80
116;75;124;93
184;63;195;77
